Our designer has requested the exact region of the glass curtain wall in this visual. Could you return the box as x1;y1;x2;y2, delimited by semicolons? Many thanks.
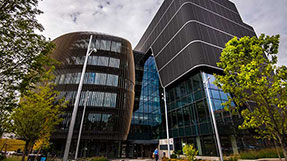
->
165;71;245;156
130;56;162;140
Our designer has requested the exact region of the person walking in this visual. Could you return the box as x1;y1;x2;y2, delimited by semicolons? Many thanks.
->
153;148;159;161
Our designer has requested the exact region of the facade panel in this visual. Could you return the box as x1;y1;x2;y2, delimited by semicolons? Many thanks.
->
50;32;135;158
135;0;256;87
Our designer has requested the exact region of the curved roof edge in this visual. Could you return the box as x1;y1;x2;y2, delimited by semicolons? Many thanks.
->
53;31;131;43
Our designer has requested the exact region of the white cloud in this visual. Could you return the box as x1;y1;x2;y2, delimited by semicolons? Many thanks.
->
230;0;287;66
38;0;286;65
37;0;164;48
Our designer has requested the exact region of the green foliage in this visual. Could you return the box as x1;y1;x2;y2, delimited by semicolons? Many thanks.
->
76;157;109;161
170;153;177;159
10;79;67;161
224;155;239;161
214;34;287;159
0;139;25;151
239;148;283;159
0;0;56;136
0;153;6;160
182;144;198;161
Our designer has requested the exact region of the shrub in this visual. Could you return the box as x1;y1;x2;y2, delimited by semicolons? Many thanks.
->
182;144;198;161
90;157;109;161
76;156;109;161
0;154;6;161
171;153;177;158
224;155;239;161
239;148;283;159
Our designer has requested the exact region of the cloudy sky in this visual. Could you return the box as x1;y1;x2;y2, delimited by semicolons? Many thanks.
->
37;0;287;66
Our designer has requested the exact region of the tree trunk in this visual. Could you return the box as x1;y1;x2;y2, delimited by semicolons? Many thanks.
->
22;142;29;161
274;140;282;161
278;137;287;161
35;147;42;161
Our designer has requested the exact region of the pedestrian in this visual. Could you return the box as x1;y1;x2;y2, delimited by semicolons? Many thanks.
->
153;148;159;161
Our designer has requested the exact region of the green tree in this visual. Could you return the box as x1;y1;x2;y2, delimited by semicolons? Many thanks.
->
10;76;67;161
0;0;54;136
214;35;287;160
182;144;198;161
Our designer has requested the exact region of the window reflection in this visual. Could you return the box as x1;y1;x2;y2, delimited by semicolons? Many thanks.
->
56;72;119;87
70;38;122;53
85;113;113;131
58;91;117;108
67;56;121;69
111;41;121;53
98;56;109;66
109;58;120;68
106;74;118;86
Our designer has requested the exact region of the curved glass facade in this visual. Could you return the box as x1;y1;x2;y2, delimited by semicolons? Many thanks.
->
50;32;135;158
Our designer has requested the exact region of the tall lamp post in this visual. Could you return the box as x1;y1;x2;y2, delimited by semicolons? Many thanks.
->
162;88;170;159
75;91;90;160
202;72;223;161
63;35;97;161
151;51;171;159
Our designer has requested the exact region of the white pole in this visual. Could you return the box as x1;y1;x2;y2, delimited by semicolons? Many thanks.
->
202;72;223;161
75;91;90;160
163;88;170;159
63;35;93;161
151;50;171;159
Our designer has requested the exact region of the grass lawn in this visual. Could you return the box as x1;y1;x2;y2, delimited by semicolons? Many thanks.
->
4;156;23;161
0;139;25;151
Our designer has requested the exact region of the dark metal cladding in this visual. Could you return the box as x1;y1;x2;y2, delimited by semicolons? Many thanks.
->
50;32;135;144
134;0;256;88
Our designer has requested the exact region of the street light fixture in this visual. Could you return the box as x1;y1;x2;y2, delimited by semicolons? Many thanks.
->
63;35;97;161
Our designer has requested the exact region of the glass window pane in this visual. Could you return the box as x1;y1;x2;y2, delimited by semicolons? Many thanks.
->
84;73;89;84
111;93;117;107
213;99;223;110
220;91;228;100
94;92;104;106
87;113;101;125
76;73;81;84
105;40;111;51
197;101;207;123
116;42;121;53
111;42;121;53
88;73;95;84
95;73;107;85
104;93;111;107
79;91;86;106
111;42;117;52
183;107;191;126
109;58;120;68
97;56;109;66
91;56;98;65
54;75;60;84
177;109;184;127
59;74;65;84
95;39;101;49
100;40;107;50
101;114;112;131
211;90;220;99
107;74;118;86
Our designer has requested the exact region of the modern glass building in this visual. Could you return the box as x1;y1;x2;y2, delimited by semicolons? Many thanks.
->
132;0;268;157
50;32;135;158
50;0;269;158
